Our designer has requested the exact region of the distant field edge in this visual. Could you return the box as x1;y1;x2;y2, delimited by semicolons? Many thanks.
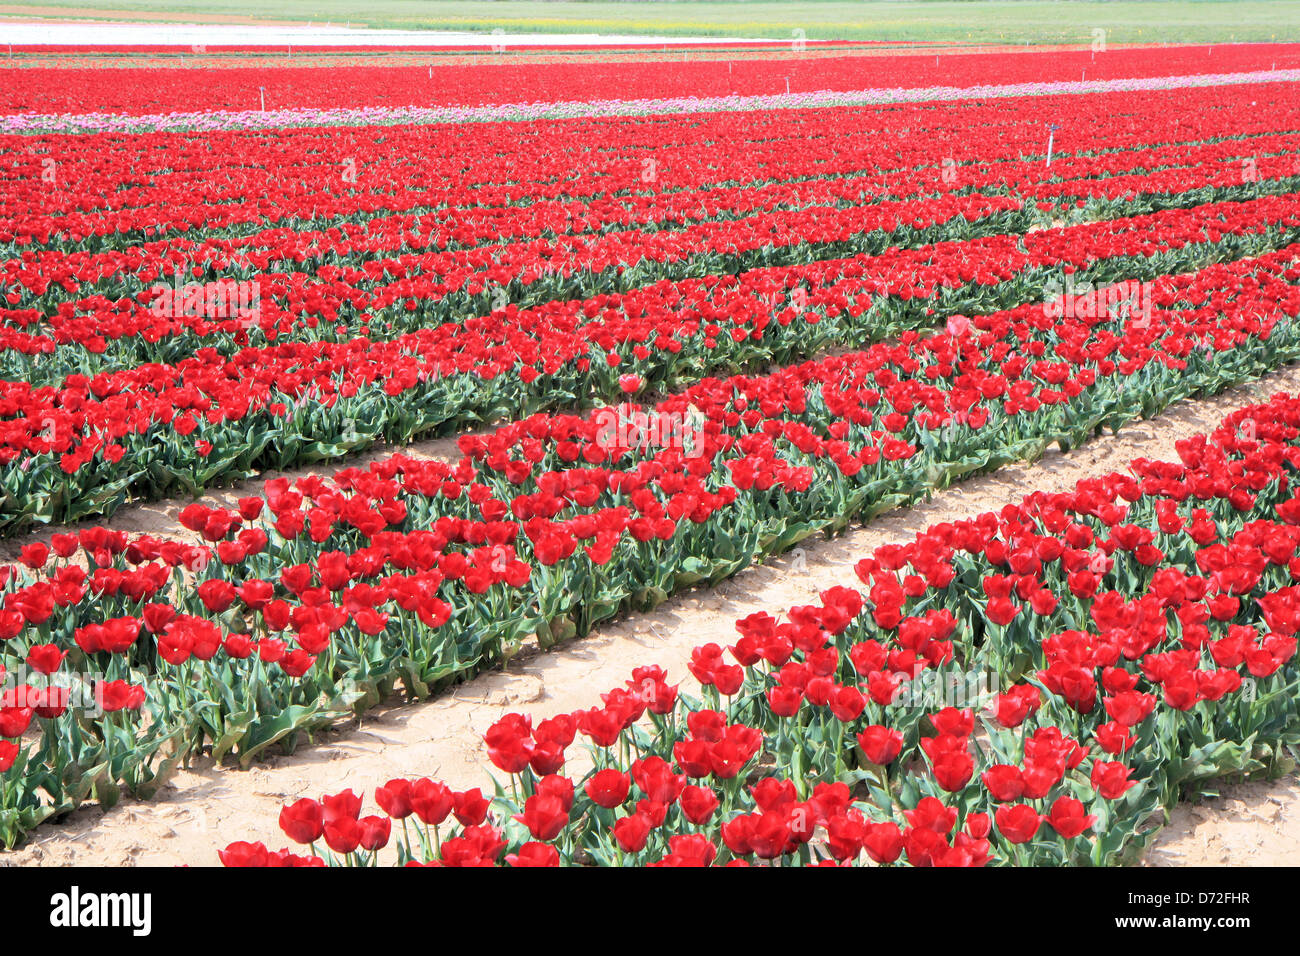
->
1;1;1299;45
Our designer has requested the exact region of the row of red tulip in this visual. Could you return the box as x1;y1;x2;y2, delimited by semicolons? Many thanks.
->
4;81;1295;248
0;243;1295;846
0;199;1295;531
7;150;1297;364
221;387;1300;865
6;43;1297;116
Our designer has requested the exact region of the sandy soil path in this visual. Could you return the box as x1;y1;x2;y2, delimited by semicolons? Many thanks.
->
7;367;1300;866
1143;776;1300;865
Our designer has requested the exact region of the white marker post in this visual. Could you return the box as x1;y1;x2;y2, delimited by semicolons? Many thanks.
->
259;86;266;112
1045;122;1060;167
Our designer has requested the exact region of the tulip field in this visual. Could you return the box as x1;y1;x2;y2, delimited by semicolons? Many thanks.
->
2;38;1300;868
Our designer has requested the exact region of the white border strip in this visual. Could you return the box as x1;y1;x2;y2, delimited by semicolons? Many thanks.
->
5;68;1298;134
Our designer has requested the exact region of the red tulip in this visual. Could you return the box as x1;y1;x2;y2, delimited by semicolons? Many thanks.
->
279;798;324;844
994;804;1042;845
1044;796;1096;839
857;725;903;765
